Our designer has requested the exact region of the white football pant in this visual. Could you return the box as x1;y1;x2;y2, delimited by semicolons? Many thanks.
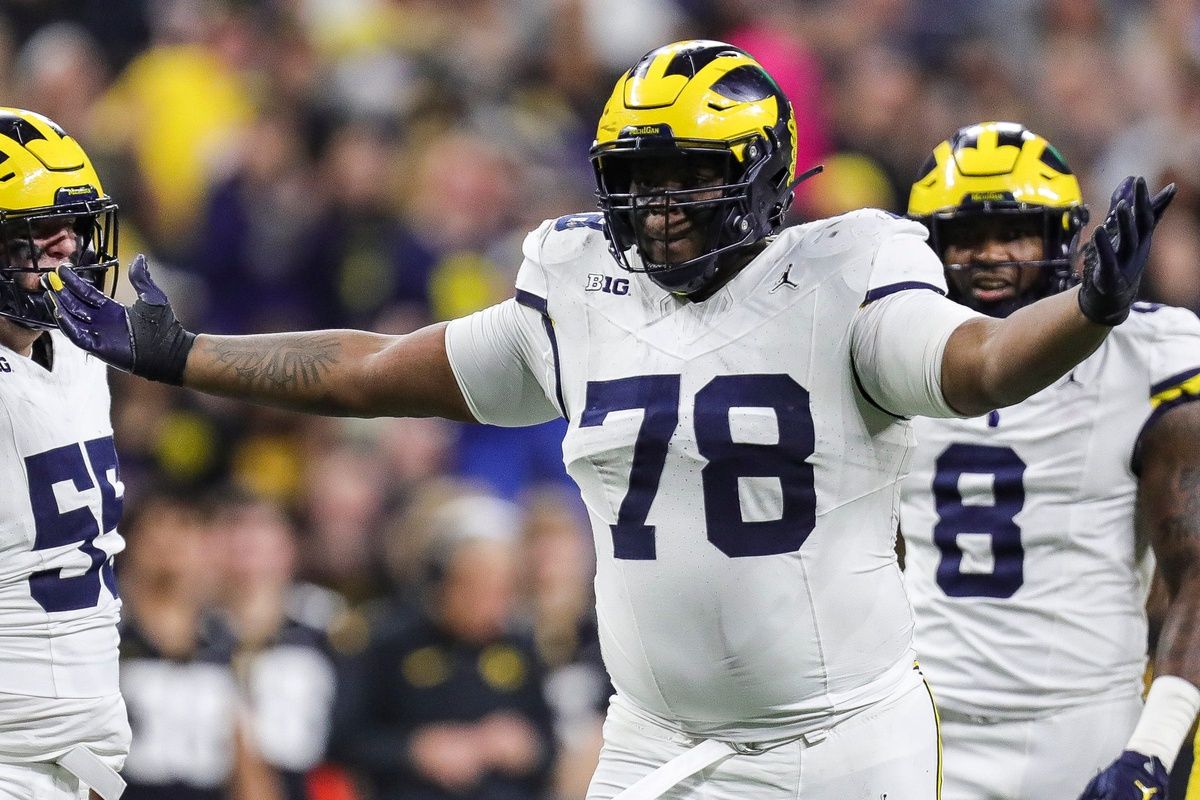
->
938;693;1142;800
0;761;88;800
588;671;941;799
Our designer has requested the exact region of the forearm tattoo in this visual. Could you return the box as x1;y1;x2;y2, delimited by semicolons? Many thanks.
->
208;334;343;394
1157;466;1200;593
1149;460;1200;683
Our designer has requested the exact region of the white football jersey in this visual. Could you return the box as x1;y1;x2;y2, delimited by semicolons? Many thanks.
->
447;209;976;741
0;330;124;699
901;304;1200;717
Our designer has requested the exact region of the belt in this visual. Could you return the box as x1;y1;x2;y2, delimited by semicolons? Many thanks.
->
611;729;824;800
57;745;125;800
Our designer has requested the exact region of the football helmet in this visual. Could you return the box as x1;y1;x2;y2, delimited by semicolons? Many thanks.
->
590;40;812;297
0;108;118;330
908;121;1088;316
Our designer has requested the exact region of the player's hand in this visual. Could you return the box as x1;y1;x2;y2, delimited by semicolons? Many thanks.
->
1077;176;1176;326
44;254;196;384
1076;750;1169;800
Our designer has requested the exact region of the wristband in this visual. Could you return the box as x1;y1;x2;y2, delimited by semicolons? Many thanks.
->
128;299;195;385
1127;675;1200;770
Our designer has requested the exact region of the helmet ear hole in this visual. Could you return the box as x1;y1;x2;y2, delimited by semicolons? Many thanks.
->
768;167;789;191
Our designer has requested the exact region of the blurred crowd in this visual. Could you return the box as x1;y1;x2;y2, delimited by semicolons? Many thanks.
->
2;0;1199;798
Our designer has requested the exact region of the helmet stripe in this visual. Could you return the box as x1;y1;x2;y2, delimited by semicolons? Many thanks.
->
663;42;742;78
710;65;776;103
0;115;47;147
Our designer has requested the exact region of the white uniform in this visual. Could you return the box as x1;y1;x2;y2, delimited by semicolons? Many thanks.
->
446;209;979;798
0;331;130;798
900;304;1200;799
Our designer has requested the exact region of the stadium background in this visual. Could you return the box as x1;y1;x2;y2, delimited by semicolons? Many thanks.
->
2;1;1199;798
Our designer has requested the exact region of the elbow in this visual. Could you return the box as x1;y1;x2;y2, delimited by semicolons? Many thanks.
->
977;375;1024;415
939;317;1015;418
944;369;1014;418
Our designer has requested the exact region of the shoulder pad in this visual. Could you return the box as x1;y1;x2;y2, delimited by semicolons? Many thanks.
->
527;212;610;267
793;208;928;246
775;209;929;263
831;208;930;240
1118;302;1200;339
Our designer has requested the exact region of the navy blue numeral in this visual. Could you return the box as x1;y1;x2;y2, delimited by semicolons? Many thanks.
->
554;213;604;232
26;437;122;612
695;375;816;557
582;374;816;559
581;376;680;559
932;443;1026;598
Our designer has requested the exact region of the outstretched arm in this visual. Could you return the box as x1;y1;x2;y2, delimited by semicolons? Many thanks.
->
47;255;476;421
853;177;1174;420
1075;403;1200;800
939;286;1106;416
944;177;1173;416
184;325;475;420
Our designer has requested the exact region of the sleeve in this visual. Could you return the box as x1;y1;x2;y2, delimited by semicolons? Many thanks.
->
850;226;981;419
444;300;562;427
443;222;564;427
861;215;951;301
1146;306;1200;421
1132;306;1200;472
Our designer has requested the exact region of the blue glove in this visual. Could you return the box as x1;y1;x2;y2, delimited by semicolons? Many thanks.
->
1077;176;1176;325
45;254;196;384
1077;750;1170;800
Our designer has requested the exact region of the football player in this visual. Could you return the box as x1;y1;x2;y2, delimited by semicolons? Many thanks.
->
900;122;1200;800
47;43;1174;799
0;109;129;800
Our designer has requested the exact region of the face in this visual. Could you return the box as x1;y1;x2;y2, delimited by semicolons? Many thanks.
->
1;217;80;292
124;498;213;602
629;155;726;266
214;502;297;590
941;215;1046;307
438;539;518;644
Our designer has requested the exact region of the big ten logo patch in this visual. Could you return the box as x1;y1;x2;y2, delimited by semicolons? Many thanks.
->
0;357;9;373
585;274;630;295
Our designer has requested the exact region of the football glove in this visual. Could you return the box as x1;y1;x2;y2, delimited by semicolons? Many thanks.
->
45;254;196;384
1077;176;1176;326
1076;750;1170;800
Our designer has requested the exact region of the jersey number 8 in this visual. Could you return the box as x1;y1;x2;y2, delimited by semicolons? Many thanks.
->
931;443;1026;598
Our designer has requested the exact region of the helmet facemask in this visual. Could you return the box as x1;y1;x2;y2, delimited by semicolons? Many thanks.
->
592;129;795;297
923;202;1087;318
0;197;119;330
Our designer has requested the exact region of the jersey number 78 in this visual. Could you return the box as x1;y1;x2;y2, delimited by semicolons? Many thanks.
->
580;374;816;559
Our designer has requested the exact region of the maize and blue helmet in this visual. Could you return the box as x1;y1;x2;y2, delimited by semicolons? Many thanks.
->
0;108;118;330
590;40;812;297
908;121;1088;316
